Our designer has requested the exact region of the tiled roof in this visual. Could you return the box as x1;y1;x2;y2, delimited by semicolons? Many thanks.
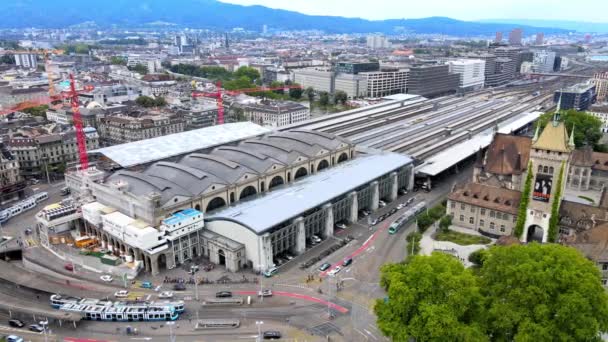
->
532;121;572;153
448;182;521;215
566;223;608;262
484;134;531;175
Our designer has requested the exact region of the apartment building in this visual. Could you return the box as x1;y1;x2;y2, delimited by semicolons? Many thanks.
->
127;54;162;74
138;74;177;97
97;113;185;145
14;53;38;69
242;101;309;127
446;59;486;92
593;72;608;102
0;143;25;204
7;128;99;179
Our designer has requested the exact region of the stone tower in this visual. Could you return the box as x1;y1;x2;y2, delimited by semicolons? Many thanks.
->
522;108;574;242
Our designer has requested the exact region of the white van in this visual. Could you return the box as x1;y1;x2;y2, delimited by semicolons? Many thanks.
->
33;192;48;203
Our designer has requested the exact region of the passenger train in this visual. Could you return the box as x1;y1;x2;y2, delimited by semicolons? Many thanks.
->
50;294;185;321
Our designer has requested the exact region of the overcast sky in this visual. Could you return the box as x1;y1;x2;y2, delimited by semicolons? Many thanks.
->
220;0;606;22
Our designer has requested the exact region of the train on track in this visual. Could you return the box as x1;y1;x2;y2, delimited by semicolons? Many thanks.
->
50;294;185;322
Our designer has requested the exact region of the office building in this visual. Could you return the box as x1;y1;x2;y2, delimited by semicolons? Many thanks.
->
241;101;309;127
14;53;38;69
336;61;380;75
293;68;334;93
532;50;556;73
367;35;390;49
360;68;409;98
127;54;162;74
509;28;523;46
334;74;368;98
535;32;544;45
407;64;459;98
554;83;597;111
495;32;503;43
494;47;521;79
593;72;608;102
446;59;486;92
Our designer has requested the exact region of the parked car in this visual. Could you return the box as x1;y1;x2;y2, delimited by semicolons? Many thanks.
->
398;188;408;196
370;218;379;226
318;262;331;271
140;281;153;289
29;324;44;333
362;209;370;216
264;267;279;278
215;291;232;298
378;200;387;208
100;275;113;282
64;263;74;271
158;291;174;299
114;290;129;298
406;198;415;205
335;222;348;229
263;331;282;340
24;227;33;235
188;265;199;274
6;335;24;342
284;254;294;261
8;319;25;328
389;208;398;215
60;187;71;196
258;289;273;297
311;235;322;243
342;258;353;267
173;283;186;291
397;203;405;210
328;266;342;276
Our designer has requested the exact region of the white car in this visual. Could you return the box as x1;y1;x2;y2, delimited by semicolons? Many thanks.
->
397;203;405;210
100;275;113;282
378;200;387;208
114;290;129;298
328;266;342;276
158;291;174;299
258;289;273;297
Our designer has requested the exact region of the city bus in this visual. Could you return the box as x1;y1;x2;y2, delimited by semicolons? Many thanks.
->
388;202;427;234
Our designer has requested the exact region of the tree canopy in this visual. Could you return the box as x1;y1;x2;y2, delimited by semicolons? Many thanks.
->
21;105;49;117
233;66;261;83
135;96;166;108
536;109;604;150
128;63;148;75
0;54;15;65
109;56;127;65
376;244;608;341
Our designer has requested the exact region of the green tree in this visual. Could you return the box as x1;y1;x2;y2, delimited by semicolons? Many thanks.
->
0;54;15;64
233;66;260;83
153;97;167;107
481;244;608;341
224;76;254;91
334;90;348;105
536;109;603;150
548;161;565;242
21;105;49;117
135;96;157;108
319;91;330;107
129;63;148;75
289;84;303;100
375;253;487;341
439;215;452;232
514;161;533;238
109;56;127;65
467;248;488;267
305;87;315;103
270;81;284;94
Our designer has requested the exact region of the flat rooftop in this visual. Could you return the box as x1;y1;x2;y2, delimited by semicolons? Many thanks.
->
89;122;271;168
416;111;541;176
207;152;412;234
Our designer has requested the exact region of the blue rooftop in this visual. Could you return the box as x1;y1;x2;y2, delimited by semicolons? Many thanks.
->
163;208;203;225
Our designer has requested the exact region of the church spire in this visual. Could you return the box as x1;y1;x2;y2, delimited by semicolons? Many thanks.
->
569;124;576;148
553;91;563;126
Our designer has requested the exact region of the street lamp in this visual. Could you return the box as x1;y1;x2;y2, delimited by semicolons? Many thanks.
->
258;264;264;303
256;321;264;342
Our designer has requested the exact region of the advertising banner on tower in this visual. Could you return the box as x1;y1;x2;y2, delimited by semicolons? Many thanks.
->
533;174;553;202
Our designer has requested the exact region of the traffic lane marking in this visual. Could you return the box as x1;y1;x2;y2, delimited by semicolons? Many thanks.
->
234;290;348;313
320;219;392;277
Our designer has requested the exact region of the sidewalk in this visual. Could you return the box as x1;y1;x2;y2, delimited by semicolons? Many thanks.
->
419;224;493;267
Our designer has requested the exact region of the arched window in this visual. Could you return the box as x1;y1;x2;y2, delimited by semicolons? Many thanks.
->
538;165;543;173
549;167;554;174
543;166;549;173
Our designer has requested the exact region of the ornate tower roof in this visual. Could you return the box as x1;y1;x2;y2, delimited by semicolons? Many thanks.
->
532;120;572;153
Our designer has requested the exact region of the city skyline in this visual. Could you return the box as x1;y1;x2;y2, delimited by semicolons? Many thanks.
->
221;0;607;23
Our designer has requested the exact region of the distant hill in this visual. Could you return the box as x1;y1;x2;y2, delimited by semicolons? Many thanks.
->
0;0;568;36
480;19;608;34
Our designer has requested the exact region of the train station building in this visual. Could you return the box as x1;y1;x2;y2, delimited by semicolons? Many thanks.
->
52;124;414;275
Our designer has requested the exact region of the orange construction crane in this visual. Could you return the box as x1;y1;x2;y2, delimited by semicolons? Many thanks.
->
191;83;303;124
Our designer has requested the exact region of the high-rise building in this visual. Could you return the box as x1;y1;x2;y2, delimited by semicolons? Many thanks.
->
554;83;597;111
14;53;38;69
495;32;503;43
293;68;334;93
366;35;390;49
535;32;544;45
509;28;523;46
446;59;486;92
407;64;459;98
593;72;608;102
532;50;556;73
